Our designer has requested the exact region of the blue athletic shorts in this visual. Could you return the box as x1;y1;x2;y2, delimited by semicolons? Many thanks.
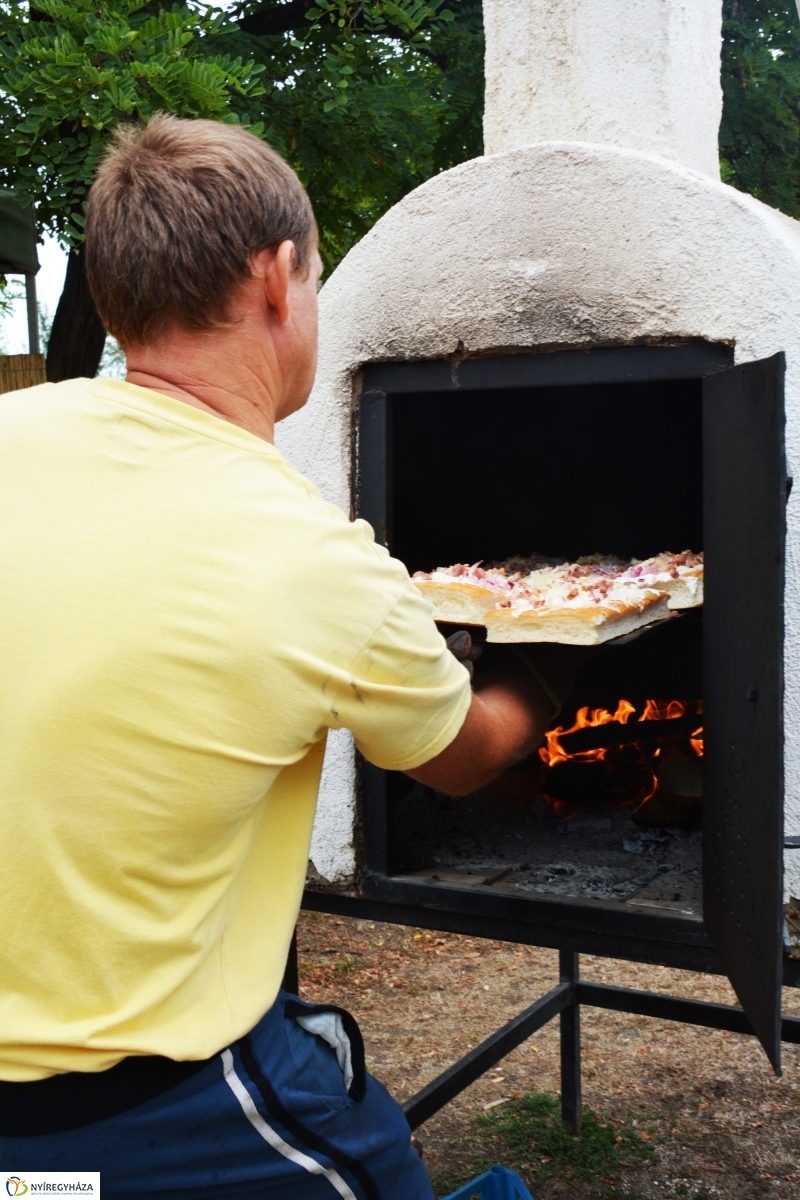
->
0;991;435;1200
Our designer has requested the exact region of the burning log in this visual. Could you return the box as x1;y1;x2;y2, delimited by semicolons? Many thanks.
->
540;699;703;767
557;715;698;755
538;744;656;810
534;698;703;828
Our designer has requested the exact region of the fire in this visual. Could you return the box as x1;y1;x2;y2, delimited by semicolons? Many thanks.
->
539;698;635;768
539;698;703;768
689;700;704;757
639;698;687;722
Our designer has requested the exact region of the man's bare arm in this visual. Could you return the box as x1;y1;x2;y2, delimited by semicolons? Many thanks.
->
405;658;552;796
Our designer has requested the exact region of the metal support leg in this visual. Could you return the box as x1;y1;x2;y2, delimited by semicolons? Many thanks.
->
25;274;39;356
404;980;571;1129
559;950;582;1135
281;928;299;995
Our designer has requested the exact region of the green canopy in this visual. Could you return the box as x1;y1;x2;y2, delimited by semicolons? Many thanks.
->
0;189;39;276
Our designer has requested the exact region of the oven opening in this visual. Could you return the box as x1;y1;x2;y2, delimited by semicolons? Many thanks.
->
384;375;704;915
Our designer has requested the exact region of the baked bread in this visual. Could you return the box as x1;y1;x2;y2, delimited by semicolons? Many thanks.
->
412;576;510;624
616;551;703;610
484;579;670;645
412;556;566;625
412;550;699;642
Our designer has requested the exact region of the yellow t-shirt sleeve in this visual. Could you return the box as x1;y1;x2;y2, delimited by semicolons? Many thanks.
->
328;580;473;771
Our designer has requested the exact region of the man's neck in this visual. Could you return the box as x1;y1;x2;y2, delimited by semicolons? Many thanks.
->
125;334;283;444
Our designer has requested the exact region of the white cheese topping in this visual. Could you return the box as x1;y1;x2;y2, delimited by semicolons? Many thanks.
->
504;577;665;615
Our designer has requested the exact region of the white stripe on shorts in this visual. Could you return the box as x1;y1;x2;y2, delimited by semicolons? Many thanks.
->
221;1048;358;1200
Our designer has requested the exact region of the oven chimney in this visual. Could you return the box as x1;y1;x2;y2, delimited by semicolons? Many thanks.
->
483;0;724;178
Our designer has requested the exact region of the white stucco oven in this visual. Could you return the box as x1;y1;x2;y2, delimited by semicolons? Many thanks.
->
277;0;800;1077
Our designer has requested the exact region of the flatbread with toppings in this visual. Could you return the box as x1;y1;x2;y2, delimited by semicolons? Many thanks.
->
483;576;670;645
411;556;566;625
412;549;702;644
615;551;703;609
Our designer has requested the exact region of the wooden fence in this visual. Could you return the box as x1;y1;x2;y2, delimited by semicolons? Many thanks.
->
0;354;46;393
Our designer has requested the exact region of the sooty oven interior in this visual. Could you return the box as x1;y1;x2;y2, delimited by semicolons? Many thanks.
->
356;342;788;1057
389;369;705;914
364;346;709;911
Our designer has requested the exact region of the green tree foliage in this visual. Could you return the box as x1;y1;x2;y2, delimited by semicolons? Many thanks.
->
0;0;483;378
0;0;482;376
0;1;268;247
15;1;800;367
720;0;800;218
235;0;483;269
0;0;483;275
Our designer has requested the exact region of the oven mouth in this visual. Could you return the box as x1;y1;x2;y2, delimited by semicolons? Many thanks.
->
365;350;706;917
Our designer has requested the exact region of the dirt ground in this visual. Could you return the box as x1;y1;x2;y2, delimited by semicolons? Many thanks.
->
296;910;800;1199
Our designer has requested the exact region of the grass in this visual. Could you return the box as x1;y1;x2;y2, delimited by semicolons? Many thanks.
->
332;957;358;976
433;1092;657;1199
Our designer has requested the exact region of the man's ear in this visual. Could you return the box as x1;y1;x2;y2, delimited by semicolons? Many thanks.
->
253;241;295;324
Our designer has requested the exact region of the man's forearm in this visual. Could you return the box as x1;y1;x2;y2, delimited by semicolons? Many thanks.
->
404;661;553;796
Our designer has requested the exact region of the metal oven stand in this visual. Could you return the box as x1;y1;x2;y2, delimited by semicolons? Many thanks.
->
289;891;800;1135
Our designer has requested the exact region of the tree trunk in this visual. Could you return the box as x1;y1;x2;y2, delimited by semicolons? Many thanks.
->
46;248;107;382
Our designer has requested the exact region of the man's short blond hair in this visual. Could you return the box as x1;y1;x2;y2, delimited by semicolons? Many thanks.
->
85;114;316;349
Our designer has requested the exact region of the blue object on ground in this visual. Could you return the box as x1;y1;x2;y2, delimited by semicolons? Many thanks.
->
442;1164;535;1199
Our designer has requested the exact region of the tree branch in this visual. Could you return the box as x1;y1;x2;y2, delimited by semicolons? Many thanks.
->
238;0;450;67
239;0;314;37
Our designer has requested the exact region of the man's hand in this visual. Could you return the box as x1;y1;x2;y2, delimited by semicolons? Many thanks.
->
444;629;483;678
405;654;553;796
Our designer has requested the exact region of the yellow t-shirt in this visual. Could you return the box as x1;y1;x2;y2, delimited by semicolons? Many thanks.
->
0;378;470;1080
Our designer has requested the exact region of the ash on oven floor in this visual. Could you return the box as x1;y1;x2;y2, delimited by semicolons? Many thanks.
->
391;784;702;914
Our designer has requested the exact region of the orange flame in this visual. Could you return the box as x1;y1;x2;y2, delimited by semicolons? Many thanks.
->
636;772;659;809
639;698;687;722
540;698;703;769
539;698;635;768
691;698;704;754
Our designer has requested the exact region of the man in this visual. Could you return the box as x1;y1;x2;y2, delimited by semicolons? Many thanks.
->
0;116;556;1197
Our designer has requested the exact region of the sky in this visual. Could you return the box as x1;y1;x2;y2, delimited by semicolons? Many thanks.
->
1;233;67;355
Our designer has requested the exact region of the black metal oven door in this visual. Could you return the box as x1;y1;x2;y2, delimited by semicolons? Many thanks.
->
703;352;787;1072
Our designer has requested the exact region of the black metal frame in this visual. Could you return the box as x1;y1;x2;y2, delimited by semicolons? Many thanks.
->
300;888;800;1131
301;339;794;1122
399;952;800;1134
357;343;736;923
356;343;746;956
